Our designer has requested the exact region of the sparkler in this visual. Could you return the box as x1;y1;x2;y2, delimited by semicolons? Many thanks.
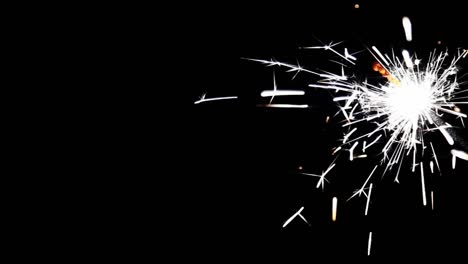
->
233;13;467;256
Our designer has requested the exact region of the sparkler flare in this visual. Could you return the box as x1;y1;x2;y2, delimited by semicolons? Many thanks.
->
234;14;468;257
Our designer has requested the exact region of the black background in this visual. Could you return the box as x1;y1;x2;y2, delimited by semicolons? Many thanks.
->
189;1;468;261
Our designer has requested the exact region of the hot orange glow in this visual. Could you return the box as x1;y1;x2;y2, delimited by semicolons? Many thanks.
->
372;62;400;85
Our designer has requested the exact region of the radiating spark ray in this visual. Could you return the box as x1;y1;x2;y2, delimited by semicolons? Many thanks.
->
332;197;338;222
439;127;454;145
194;96;238;104
363;135;382;151
420;162;427;206
365;183;373;216
332;146;342;155
283;207;307;228
298;213;310;226
402;17;412;42
257;104;308;108
261;90;305;97
452;153;457;169
343;128;357;143
430;142;441;173
430;161;434;174
451;149;468;161
349;141;359;161
371;46;390;66
348;166;378;201
402;50;414;68
368;232;373;256
431;191;434;210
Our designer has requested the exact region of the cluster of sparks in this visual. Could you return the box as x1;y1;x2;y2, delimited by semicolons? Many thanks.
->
196;16;468;256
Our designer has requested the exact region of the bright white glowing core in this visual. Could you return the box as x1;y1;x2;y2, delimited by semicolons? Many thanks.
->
386;82;432;126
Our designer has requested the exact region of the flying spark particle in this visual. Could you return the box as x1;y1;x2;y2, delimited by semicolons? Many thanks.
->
402;17;412;42
194;95;238;104
431;191;434;210
283;206;309;228
365;183;373;216
420;162;427;206
368;232;372;256
332;197;338;222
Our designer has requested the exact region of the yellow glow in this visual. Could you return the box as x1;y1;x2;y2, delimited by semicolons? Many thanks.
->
332;197;337;222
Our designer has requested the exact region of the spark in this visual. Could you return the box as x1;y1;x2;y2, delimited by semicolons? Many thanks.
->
368;232;373;256
261;90;305;97
363;134;382;152
420;162;427;206
257;104;309;108
194;94;238;104
301;162;336;190
431;191;434;210
349;141;359;160
451;149;468;161
282;206;309;228
303;41;356;65
365;183;373;216
332;197;338;221
332;146;342;155
452;153;457;169
348;165;378;201
402;50;413;68
402;17;412;42
430;142;441;174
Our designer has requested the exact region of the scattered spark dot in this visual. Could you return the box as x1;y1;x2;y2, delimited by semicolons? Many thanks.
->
298;166;303;170
354;4;360;9
437;40;442;45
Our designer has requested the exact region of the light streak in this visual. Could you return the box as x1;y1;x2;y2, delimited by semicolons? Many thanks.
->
332;197;338;221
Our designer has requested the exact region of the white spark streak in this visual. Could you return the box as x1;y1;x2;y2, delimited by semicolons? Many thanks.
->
301;163;336;190
431;191;434;210
261;90;305;97
420;162;427;206
283;207;308;228
368;232;372;256
451;149;468;161
402;50;413;68
430;161;434;174
402;17;412;42
452;153;456;169
430;142;441;173
332;146;342;155
332;197;337;222
343;128;357;143
363;135;382;152
349;141;359;161
348;165;378;201
439;127;454;145
194;96;238;104
371;46;389;66
257;104;309;108
365;183;373;216
345;48;357;60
